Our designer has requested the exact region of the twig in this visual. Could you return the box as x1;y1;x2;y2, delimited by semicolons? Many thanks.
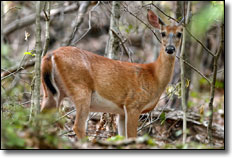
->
63;1;91;46
208;24;224;145
1;54;26;80
209;69;224;76
55;109;76;123
72;1;100;45
3;3;80;36
176;55;211;84
110;29;132;62
122;3;161;44
151;3;215;57
137;95;171;133
1;58;35;80
185;28;214;57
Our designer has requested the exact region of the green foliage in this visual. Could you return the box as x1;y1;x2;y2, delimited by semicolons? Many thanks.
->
107;135;125;142
143;135;156;147
190;91;199;98
1;104;71;149
137;134;156;147
166;79;190;99
24;51;35;56
199;77;208;86
119;22;135;34
187;100;194;108
160;112;166;125
2;105;28;149
176;143;188;149
1;44;12;68
174;82;181;98
215;80;224;88
125;24;133;33
190;2;224;38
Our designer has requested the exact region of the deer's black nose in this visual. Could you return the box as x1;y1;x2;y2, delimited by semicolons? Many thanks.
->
165;45;175;54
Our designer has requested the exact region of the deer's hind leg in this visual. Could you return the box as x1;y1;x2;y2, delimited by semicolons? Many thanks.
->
70;86;92;139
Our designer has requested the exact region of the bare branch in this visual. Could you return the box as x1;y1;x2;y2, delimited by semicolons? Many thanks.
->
185;28;215;57
122;3;161;44
111;29;132;62
1;56;35;80
208;23;224;145
3;3;79;36
63;1;91;46
176;55;211;84
55;109;76;123
72;1;100;45
151;3;215;57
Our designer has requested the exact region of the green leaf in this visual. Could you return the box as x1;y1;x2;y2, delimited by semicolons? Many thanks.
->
24;52;35;56
24;52;32;55
160;112;166;125
128;24;133;30
147;138;156;146
107;135;125;142
199;78;208;86
185;79;190;88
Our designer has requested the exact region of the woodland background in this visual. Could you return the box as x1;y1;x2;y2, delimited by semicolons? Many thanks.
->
1;1;224;149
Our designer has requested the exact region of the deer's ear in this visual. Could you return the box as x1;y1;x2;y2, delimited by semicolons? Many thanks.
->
147;9;160;29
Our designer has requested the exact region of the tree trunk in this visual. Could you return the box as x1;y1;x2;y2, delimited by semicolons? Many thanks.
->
104;1;121;59
30;1;42;122
208;24;224;145
42;1;51;57
180;1;191;144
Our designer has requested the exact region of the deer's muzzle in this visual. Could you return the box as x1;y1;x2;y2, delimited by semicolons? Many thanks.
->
165;45;175;54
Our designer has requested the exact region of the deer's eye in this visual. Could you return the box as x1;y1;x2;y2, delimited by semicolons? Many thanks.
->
177;32;182;38
161;32;166;37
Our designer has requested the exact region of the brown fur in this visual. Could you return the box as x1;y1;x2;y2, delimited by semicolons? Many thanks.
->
40;10;183;139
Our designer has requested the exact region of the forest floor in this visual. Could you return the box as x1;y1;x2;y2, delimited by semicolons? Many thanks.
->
1;89;224;149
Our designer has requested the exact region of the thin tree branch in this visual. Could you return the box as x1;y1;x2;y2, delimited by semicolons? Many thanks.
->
122;3;161;44
1;57;35;80
55;109;76;123
72;1;100;45
3;3;79;36
150;3;215;57
185;28;215;57
110;29;132;62
63;1;91;46
176;55;210;84
208;23;224;145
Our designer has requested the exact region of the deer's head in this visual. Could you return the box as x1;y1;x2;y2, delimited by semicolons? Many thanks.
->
147;9;183;55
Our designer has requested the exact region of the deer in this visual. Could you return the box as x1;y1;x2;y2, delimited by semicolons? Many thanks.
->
40;9;183;139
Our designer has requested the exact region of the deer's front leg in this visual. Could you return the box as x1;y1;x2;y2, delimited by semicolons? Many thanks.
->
125;107;140;138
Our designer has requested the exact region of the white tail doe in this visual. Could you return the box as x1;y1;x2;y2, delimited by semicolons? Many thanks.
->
41;10;183;139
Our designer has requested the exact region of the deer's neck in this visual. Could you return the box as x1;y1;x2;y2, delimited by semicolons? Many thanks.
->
153;47;176;88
